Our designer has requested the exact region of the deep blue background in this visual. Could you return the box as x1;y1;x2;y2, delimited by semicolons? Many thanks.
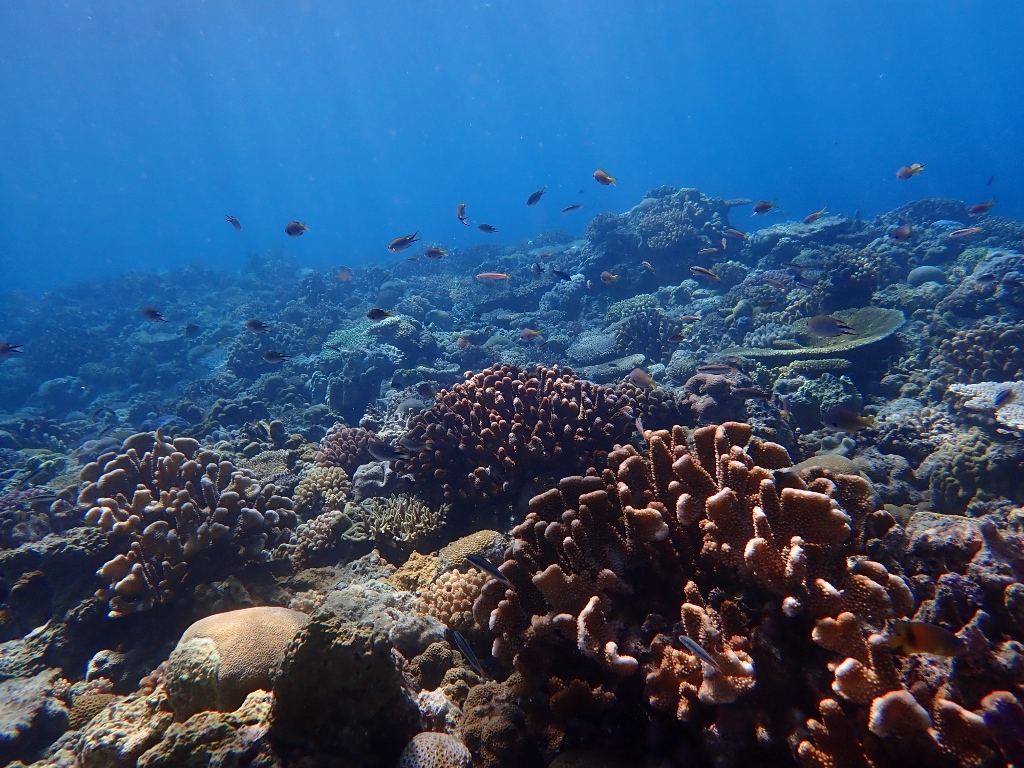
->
2;1;1021;292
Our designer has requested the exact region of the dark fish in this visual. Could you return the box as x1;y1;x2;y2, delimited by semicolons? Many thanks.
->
697;364;738;375
389;232;420;252
526;187;546;206
752;200;777;215
668;333;685;343
424;247;448;259
821;406;874;431
465;554;513;589
994;387;1016;408
452;631;486;677
804;207;827;224
91;406;117;422
723;229;749;240
263;350;289;364
142;306;167;323
530;263;544;275
780;261;807;271
807;314;855;337
0;343;24;361
895;163;925;180
600;271;618;284
562;203;584;213
593;169;616;186
987;175;996;185
416;382;437;398
679;314;701;323
285;221;309;237
478;223;499;233
457;203;470;225
889;224;912;242
397;436;427;453
629;367;655;388
225;214;242;231
245;319;270;334
182;323;202;337
887;620;962;657
967;199;997;217
552;269;571;281
732;387;770;399
678;636;723;675
366;437;410;463
690;266;720;282
367;308;393;321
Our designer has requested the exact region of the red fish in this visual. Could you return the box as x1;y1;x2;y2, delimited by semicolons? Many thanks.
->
804;207;827;224
723;229;749;240
476;273;510;281
337;267;353;283
752;200;777;215
690;266;720;282
967;199;997;217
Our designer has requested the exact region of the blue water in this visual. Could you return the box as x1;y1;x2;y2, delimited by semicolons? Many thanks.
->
2;1;1021;292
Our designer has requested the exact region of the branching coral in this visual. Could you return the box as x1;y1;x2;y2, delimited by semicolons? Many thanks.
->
353;494;449;550
77;431;297;617
292;465;351;518
314;424;376;474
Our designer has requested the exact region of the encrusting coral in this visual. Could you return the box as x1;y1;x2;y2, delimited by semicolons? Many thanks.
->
77;431;298;617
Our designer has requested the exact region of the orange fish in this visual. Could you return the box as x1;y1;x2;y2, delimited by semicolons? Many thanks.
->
887;620;962;657
457;203;469;225
698;247;718;255
629;367;655;388
690;266;720;282
600;271;618;284
895;163;925;180
519;328;542;342
476;273;510;281
723;229;749;240
804;207;828;224
285;221;309;237
948;227;982;238
752;200;777;215
641;261;655;272
540;252;554;260
389;232;420;252
142;306;167;323
967;199;997;217
593;169;616;186
337;267;353;283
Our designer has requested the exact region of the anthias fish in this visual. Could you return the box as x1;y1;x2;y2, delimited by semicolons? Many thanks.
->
641;261;655;272
600;271;618;284
142;306;167;323
457;203;469;225
464;554;513;588
752;199;777;215
225;214;242;231
476;272;510;281
562;203;584;213
478;223;499;233
245;319;269;334
593;169;616;185
679;314;701;323
389;232;420;252
967;199;997;217
804;207;827;224
526;187;546;206
367;308;393;321
284;221;309;237
764;278;787;290
263;350;289;364
807;314;855;336
887;620;962;657
0;343;24;361
896;163;925;180
948;227;982;238
821;406;874;431
668;333;685;343
690;266;720;281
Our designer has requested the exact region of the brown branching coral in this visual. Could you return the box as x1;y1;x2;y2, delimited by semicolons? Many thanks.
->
400;365;636;505
314;424;375;473
354;494;449;550
77;431;297;617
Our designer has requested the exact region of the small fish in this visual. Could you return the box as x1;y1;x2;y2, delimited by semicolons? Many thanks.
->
947;227;982;239
478;223;499;233
889;224;912;242
537;339;553;349
732;387;770;399
530;263;544;276
593;169;616;186
551;269;571;281
142;306;168;323
678;636;723;675
629;367;655;389
562;203;584;213
721;237;728;250
600;271;618;284
780;261;807;271
807;314;855;337
367;308;394;321
389;232;420;252
337;267;353;283
0;343;24;361
804;207;828;224
182;323;202;337
690;266;720;282
366;437;411;463
895;163;926;180
457;203;470;225
752;200;777;215
988;175;996;185
452;630;486;677
465;554;513;589
697;247;718;255
540;252;554;260
697;364;738;375
635;416;645;434
285;221;309;237
263;350;289;364
417;382;438;398
476;272;510;281
668;333;685;343
424;247;448;259
245;319;270;334
225;214;242;231
821;406;874;431
398;436;427;453
455;337;472;349
407;256;420;262
765;278;787;290
887;620;962;657
759;299;779;308
641;261;655;272
586;279;592;289
967;199;997;217
723;229;749;240
679;314;701;323
91;406;117;422
526;187;546;206
993;387;1016;408
519;328;542;342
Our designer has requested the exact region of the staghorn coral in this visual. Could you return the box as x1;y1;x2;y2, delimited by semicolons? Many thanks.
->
400;365;636;505
415;568;489;632
77;431;297;618
354;494;449;550
314;423;376;473
292;464;352;518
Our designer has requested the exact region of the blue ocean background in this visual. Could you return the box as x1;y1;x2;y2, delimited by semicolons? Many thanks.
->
1;0;1021;293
